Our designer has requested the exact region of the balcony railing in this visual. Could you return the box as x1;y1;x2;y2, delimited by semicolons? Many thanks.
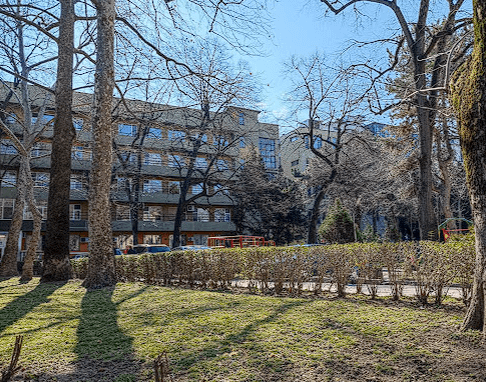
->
115;213;231;223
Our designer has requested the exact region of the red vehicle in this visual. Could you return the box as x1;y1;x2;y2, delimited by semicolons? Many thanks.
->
208;235;275;248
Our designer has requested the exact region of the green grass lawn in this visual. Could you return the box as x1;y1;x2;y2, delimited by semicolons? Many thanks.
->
0;277;484;382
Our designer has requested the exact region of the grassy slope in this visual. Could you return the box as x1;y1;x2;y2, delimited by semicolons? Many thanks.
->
0;278;484;382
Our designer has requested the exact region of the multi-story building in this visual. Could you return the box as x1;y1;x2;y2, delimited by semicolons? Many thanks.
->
280;122;337;179
0;86;279;255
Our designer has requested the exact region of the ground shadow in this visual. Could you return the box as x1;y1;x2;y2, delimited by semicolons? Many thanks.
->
0;280;67;334
63;286;143;382
177;299;311;380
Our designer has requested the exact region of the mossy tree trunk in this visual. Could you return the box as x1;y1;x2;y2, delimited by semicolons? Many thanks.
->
450;0;486;332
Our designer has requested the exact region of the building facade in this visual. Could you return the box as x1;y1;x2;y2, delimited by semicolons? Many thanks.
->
0;86;279;255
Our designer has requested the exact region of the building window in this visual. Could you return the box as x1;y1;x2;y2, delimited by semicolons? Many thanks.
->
143;179;162;193
147;127;162;139
2;172;16;187
213;135;229;147
116;176;131;191
239;112;245;125
31;142;51;158
217;159;229;170
259;137;277;169
144;152;162;166
38;201;48;219
168;154;184;168
69;204;82;220
239;137;246;148
168;181;180;194
304;136;310;149
214;208;231;222
73;118;84;131
4;113;16;125
143;206;163;221
119;150;137;164
192;183;203;194
291;160;299;167
72;145;85;160
0;199;14;219
195;157;208;169
115;205;130;221
214;184;230;196
32;114;54;126
290;136;298;142
70;176;84;190
118;123;137;137
143;234;162;244
196;208;210;222
168;130;185;142
192;133;208;143
32;172;49;188
0;139;17;155
314;137;323;149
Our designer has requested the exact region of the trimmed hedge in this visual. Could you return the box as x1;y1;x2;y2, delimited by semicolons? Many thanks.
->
71;240;475;304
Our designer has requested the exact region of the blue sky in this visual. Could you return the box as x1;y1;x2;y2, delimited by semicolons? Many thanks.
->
246;1;395;129
243;1;472;132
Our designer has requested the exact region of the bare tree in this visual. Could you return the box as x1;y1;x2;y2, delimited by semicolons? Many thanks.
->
284;53;370;243
317;0;471;239
0;5;55;279
168;39;259;248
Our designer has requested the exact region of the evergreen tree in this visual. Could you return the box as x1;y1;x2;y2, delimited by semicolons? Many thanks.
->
318;199;354;244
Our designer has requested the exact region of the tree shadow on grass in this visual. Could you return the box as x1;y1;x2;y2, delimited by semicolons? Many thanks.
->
64;286;148;382
0;280;67;334
177;299;311;379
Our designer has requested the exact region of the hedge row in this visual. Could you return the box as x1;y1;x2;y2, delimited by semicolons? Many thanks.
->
71;240;476;305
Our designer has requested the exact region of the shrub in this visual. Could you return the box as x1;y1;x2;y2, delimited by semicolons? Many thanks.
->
318;199;355;244
69;239;476;303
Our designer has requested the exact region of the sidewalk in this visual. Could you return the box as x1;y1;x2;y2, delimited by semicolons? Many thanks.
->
231;279;465;299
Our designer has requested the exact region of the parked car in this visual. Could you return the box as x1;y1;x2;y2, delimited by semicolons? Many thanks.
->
172;245;212;251
128;244;171;254
72;248;123;259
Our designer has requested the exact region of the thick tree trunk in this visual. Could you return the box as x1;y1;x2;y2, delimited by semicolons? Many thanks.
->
450;0;486;332
82;0;116;289
42;0;75;282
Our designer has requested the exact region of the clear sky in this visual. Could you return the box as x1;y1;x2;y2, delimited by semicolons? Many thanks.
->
243;1;472;133
246;1;396;130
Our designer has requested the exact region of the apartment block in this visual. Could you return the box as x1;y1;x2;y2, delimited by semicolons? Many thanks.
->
0;85;279;255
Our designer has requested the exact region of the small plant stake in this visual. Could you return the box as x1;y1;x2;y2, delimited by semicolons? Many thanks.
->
154;352;173;382
1;335;23;382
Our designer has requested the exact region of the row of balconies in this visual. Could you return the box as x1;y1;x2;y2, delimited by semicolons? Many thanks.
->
0;215;236;233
